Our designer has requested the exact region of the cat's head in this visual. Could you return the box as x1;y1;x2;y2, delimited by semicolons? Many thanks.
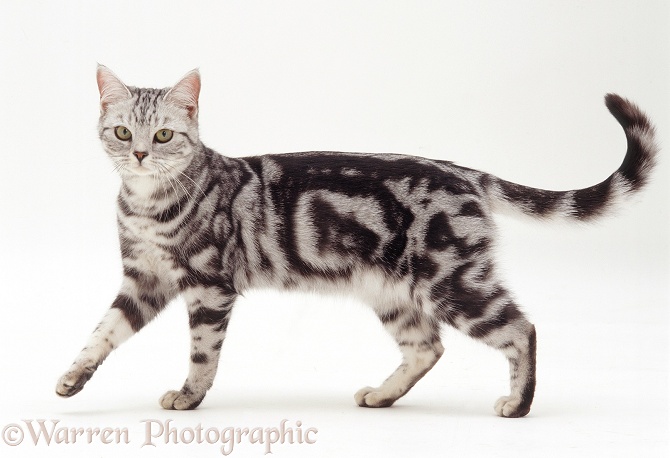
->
96;65;201;178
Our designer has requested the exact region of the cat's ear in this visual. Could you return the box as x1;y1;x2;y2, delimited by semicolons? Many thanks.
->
164;69;200;119
97;64;132;113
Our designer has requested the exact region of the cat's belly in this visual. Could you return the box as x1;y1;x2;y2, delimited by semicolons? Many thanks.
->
244;265;437;318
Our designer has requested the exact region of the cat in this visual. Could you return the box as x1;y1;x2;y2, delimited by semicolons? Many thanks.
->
55;65;657;417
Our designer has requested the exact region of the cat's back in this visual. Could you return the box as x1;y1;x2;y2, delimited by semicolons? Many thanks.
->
245;151;481;195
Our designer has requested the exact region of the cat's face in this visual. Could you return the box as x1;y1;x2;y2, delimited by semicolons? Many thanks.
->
96;66;201;179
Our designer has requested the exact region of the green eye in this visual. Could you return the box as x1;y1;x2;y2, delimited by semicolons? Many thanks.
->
154;129;174;143
114;126;132;141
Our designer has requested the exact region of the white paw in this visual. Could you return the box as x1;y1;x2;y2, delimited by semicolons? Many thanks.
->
159;389;204;410
354;386;396;408
494;396;529;418
56;362;97;397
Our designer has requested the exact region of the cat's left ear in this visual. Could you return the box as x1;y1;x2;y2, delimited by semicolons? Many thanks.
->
164;69;200;119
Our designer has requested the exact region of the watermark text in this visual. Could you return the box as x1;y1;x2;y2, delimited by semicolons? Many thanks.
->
2;418;317;455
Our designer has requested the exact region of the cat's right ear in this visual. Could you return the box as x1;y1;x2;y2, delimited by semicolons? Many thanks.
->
97;64;132;113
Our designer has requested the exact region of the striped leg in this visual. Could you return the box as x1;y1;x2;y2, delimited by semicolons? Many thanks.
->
56;271;171;397
159;286;235;410
449;288;537;418
355;309;444;408
489;321;536;418
430;254;537;417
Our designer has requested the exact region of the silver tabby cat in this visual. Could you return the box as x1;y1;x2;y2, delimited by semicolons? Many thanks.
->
56;65;657;417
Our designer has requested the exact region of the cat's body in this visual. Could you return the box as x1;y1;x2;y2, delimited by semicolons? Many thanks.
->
56;66;657;417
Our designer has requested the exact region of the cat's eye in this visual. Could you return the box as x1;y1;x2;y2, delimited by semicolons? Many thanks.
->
114;126;132;141
154;129;174;143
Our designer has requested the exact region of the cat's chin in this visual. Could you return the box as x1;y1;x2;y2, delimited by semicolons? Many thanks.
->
123;166;155;178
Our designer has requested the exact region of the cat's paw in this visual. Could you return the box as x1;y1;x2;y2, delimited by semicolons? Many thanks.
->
354;386;396;408
55;363;97;397
159;389;205;410
494;396;530;418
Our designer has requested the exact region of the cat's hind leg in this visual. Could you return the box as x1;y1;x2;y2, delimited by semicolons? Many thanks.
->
433;264;536;418
488;322;536;418
355;308;444;408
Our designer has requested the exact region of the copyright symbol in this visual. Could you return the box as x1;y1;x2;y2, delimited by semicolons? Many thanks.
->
2;424;24;446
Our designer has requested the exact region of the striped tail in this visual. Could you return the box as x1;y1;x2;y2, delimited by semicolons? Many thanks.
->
487;94;658;221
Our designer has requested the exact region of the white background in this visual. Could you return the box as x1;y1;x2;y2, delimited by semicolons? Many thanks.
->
0;1;668;457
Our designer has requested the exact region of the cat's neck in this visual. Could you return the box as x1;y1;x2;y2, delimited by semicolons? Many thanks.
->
119;173;187;216
122;174;160;199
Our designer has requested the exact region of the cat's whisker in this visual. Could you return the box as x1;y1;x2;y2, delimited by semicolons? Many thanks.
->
111;163;127;175
154;168;171;209
159;163;197;208
159;163;192;204
108;157;123;171
156;164;184;217
162;159;216;212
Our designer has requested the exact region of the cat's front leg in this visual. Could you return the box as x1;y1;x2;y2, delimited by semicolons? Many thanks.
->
56;271;172;397
159;285;236;410
55;306;135;397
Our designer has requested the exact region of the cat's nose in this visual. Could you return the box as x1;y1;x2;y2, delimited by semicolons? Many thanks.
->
133;151;148;164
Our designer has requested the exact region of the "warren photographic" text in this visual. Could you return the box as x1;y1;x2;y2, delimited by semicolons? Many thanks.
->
2;418;318;455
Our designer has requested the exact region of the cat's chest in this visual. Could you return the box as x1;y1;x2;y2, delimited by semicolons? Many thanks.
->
124;217;159;239
119;213;188;276
121;213;180;246
122;231;186;286
134;243;181;276
117;181;192;246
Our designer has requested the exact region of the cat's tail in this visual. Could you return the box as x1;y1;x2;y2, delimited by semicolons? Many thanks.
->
485;94;658;221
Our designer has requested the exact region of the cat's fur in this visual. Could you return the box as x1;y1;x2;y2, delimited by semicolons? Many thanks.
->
56;66;657;417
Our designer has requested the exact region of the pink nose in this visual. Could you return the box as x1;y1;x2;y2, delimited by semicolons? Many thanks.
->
133;151;148;164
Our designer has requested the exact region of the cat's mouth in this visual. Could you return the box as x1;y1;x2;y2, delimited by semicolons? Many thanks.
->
123;163;155;177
